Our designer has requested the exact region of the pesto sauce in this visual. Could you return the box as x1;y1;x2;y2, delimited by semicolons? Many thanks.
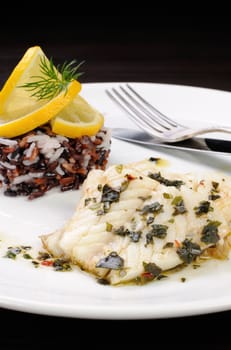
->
3;245;72;272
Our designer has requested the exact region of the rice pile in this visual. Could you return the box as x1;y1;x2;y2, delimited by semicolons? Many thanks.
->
0;124;111;199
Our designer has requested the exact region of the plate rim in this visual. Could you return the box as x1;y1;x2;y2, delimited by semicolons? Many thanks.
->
1;81;231;319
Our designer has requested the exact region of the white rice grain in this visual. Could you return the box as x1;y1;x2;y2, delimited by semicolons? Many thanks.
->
0;161;16;169
0;138;18;146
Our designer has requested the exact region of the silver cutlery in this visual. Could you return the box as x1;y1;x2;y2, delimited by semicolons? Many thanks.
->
112;127;231;156
106;84;231;143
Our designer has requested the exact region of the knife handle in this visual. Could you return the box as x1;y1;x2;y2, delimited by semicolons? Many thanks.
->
205;138;231;153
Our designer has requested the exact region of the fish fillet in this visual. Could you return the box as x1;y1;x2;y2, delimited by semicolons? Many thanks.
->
41;159;231;285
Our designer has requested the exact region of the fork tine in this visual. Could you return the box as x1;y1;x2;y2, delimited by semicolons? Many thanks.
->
126;84;182;128
106;88;164;134
115;87;168;132
120;85;172;131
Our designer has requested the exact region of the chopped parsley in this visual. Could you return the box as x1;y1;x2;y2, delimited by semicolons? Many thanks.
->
101;184;120;204
194;201;213;216
201;220;221;244
97;184;103;191
52;259;72;271
115;164;123;174
139;201;163;215
4;246;33;260
4;246;21;259
143;262;162;277
98;184;121;214
23;253;32;259
212;181;219;190
171;196;187;216
136;262;166;285
113;226;142;242
208;193;221;201
177;239;202;264
85;197;97;206
129;231;142;243
163;192;173;199
148;172;184;189
209;181;221;201
96;252;124;270
84;198;91;206
113;226;128;237
147;216;155;225
106;222;113;232
146;224;168;244
37;251;52;260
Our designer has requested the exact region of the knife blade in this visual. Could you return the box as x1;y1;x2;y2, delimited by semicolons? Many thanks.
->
112;128;231;156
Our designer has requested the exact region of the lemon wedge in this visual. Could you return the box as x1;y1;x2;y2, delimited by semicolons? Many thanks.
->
51;94;104;138
0;46;81;138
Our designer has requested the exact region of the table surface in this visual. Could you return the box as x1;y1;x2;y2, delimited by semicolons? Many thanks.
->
1;16;231;347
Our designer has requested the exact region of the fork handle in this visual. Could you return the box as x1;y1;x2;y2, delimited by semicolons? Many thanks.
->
166;126;231;143
195;126;231;139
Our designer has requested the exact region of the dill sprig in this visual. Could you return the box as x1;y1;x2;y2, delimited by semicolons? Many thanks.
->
20;56;84;100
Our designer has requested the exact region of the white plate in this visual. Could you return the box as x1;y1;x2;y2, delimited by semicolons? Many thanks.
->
1;82;231;320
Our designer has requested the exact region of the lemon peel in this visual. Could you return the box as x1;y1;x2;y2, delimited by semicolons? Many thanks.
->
0;46;81;138
51;94;104;138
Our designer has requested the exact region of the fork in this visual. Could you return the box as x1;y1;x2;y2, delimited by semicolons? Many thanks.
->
105;84;231;143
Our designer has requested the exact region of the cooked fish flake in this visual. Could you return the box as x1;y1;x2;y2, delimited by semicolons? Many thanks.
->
41;159;231;285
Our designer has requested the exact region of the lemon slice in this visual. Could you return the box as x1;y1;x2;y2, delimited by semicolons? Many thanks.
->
51;94;104;138
0;46;81;138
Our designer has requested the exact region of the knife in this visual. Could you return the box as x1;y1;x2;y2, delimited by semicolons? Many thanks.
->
112;128;231;156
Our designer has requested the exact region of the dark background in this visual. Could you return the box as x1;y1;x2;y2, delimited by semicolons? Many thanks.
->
1;15;231;348
1;16;231;90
